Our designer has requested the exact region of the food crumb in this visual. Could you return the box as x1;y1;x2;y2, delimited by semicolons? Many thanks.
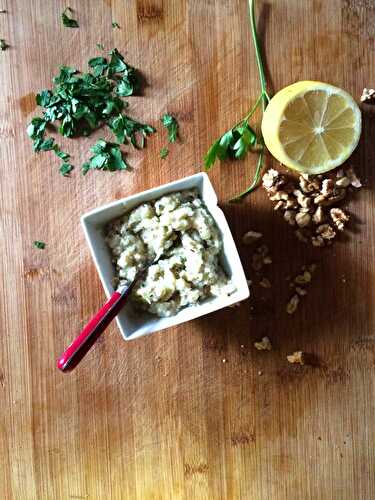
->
259;277;272;288
242;230;263;245
254;336;272;351
287;351;305;365
222;358;227;363
286;294;300;314
258;370;263;376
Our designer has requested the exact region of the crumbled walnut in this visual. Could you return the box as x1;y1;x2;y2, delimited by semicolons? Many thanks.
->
262;169;281;189
284;209;297;226
274;200;286;211
330;208;350;231
346;167;362;188
254;336;272;351
294;189;312;209
335;176;351;188
251;244;272;271
287;351;305;365
361;87;375;102
295;212;311;228
316;224;336;240
262;168;360;247
286;199;298;209
321;178;335;196
312;206;325;224
295;271;312;284
270;191;289;201
242;230;263;245
295;286;307;296
259;277;271;288
286;294;299;314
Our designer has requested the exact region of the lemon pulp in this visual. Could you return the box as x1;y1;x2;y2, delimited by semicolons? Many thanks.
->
261;81;362;174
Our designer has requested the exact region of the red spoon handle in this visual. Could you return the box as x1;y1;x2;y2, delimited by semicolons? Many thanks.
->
57;289;126;372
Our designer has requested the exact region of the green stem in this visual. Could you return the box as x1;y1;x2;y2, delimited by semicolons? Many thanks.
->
242;93;263;123
230;143;264;202
231;0;270;202
249;0;270;108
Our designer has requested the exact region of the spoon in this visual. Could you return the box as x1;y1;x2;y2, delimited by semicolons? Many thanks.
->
57;252;163;372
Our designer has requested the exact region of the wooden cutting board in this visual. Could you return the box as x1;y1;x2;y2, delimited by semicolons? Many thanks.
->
1;0;374;498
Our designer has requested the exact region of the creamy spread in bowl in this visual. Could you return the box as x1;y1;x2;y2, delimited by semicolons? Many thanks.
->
105;189;235;317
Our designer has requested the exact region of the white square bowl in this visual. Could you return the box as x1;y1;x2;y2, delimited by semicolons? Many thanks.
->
81;173;250;340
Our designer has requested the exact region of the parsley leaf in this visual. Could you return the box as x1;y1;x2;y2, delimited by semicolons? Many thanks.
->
0;38;8;51
161;113;178;143
59;163;74;176
204;123;257;170
33;240;46;249
96;43;104;50
82;139;128;174
107;49;139;96
112;22;120;29
53;145;70;161
160;147;169;159
108;114;155;148
61;7;79;28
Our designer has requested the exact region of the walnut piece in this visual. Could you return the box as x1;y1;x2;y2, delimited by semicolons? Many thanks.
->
287;351;305;365
242;230;263;245
361;88;375;102
254;336;272;351
295;212;311;228
284;209;297;226
286;294;300;314
259;277;271;288
312;206;325;224
295;271;312;284
330;208;349;231
346;167;362;188
316;224;336;240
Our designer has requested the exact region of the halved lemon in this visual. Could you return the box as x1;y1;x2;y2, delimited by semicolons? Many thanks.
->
261;81;362;174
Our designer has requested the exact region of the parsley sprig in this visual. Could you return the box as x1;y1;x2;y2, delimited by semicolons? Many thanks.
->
204;0;270;201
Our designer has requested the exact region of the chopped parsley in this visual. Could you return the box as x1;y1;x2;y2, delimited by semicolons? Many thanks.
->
0;38;8;51
61;7;79;28
82;139;128;174
161;113;178;143
33;240;46;249
27;48;153;176
96;43;104;50
59;163;74;176
108;114;155;148
160;147;169;159
112;22;120;29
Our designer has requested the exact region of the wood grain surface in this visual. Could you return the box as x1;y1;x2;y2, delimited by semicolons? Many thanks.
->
1;0;375;498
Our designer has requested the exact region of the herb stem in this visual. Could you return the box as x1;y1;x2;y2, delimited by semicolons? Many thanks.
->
231;144;264;202
249;0;270;108
242;93;263;123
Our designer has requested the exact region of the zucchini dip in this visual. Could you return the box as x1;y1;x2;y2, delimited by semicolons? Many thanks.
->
105;189;235;317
